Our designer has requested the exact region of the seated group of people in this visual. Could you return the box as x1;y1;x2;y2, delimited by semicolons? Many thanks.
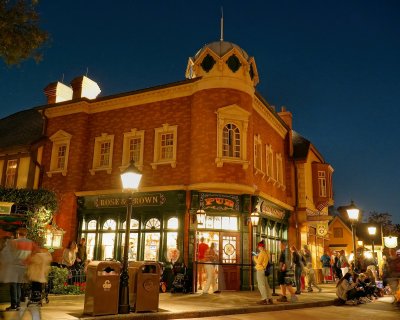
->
336;268;381;305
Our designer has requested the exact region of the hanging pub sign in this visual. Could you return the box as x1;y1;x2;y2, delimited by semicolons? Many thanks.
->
316;222;329;237
200;193;240;211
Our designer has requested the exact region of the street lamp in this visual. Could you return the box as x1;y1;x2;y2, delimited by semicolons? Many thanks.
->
119;161;142;314
346;201;359;266
384;236;398;249
368;226;377;264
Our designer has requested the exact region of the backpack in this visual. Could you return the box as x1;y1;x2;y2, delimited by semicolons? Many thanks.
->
264;261;272;277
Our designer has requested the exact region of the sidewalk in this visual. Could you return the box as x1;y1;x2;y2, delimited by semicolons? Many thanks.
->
1;284;339;320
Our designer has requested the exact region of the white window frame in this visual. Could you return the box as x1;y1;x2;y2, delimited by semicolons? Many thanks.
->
121;129;144;171
151;124;177;169
275;153;285;189
215;104;250;169
265;144;274;182
47;130;72;177
5;159;18;187
318;170;327;197
90;133;114;175
254;134;263;175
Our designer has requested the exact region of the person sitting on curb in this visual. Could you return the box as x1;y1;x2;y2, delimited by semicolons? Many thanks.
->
335;272;364;305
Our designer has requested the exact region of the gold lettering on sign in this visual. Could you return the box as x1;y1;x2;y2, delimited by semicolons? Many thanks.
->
95;194;165;208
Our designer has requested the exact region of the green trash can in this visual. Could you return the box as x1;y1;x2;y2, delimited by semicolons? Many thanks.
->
83;261;121;316
129;261;160;312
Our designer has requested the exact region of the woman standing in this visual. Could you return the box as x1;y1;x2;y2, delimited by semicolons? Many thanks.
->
253;240;273;305
61;241;78;268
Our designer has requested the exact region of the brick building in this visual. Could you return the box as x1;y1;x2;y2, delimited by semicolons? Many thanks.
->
1;40;334;290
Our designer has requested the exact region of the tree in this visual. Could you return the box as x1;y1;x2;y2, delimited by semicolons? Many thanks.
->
367;211;399;237
0;0;49;65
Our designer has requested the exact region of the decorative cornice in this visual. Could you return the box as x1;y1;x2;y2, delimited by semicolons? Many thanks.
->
253;97;287;139
74;185;187;197
256;191;294;211
187;182;256;195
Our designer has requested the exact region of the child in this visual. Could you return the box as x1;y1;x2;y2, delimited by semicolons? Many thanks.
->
304;262;321;292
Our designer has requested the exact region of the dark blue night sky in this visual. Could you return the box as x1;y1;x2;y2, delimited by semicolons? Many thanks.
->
1;1;399;222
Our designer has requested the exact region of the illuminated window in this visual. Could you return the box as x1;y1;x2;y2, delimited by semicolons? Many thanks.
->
145;218;161;230
103;219;117;231
198;215;238;231
333;227;343;238
90;133;114;175
121;233;139;261
48;130;72;177
87;220;97;230
167;217;179;229
86;233;96;261
122;219;139;229
254;134;263;173
152;124;178;169
265;144;274;181
318;171;327;197
122;129;144;170
215;104;250;169
5;159;17;187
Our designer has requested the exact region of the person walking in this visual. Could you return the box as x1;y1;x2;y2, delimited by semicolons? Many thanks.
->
304;262;321;292
290;245;304;294
7;228;36;311
202;242;217;294
27;246;52;303
276;241;298;303
253;240;273;305
320;251;331;283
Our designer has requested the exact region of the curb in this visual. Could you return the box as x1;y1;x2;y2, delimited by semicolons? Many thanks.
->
79;299;335;320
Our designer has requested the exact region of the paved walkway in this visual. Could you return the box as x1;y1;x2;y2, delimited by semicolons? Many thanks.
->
0;283;391;320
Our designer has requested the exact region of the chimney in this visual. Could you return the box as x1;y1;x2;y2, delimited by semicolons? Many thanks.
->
43;82;73;104
70;76;101;100
278;105;292;129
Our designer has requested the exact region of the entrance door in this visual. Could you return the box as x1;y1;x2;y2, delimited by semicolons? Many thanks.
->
220;233;240;291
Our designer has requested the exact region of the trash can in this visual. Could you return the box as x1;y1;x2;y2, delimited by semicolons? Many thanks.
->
83;261;121;316
129;261;160;312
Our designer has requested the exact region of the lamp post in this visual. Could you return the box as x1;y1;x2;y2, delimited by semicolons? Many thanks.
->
368;226;377;264
250;210;260;291
119;161;142;314
346;201;359;267
383;236;398;249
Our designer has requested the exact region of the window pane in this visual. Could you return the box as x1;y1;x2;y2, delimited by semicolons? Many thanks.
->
101;233;115;260
121;233;138;261
144;233;160;261
167;217;178;229
99;141;111;167
103;219;116;230
5;160;17;187
57;144;67;170
88;220;97;230
145;218;161;230
129;138;141;163
122;219;139;229
86;233;96;260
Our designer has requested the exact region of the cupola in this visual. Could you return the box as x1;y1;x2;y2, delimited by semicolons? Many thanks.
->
185;40;259;88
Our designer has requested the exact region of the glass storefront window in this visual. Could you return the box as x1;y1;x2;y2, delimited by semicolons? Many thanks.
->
121;232;139;261
144;233;160;261
101;233;115;260
167;217;178;229
167;232;178;248
88;220;97;230
103;219;116;230
198;216;238;231
222;235;237;263
122;219;139;229
86;233;96;260
82;219;86;230
145;218;161;230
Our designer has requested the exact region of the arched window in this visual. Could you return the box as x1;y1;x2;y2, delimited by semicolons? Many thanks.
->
167;217;178;229
88;220;97;230
145;218;161;230
122;219;139;229
223;123;241;158
103;219;117;231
